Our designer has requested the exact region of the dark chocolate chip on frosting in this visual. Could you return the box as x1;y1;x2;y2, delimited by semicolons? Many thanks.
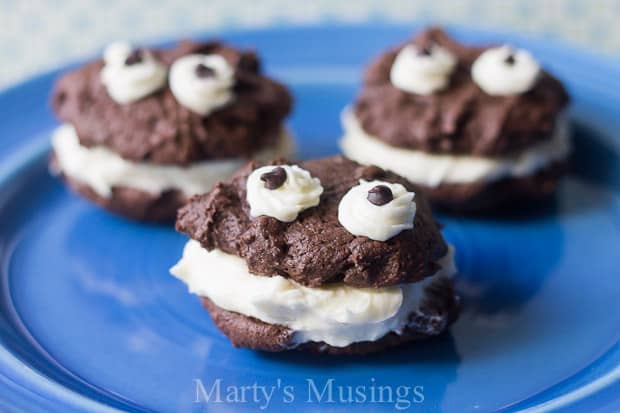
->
260;166;287;189
124;49;143;66
367;185;393;206
417;45;433;56
504;54;516;65
195;63;216;78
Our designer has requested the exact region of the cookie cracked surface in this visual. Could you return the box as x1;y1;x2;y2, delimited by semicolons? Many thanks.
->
52;40;292;165
176;156;447;288
354;27;569;157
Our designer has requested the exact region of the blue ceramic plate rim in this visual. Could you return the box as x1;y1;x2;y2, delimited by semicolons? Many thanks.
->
0;22;619;413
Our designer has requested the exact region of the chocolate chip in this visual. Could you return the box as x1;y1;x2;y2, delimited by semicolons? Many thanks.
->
504;54;516;65
417;45;433;57
367;185;393;206
260;167;287;190
195;63;216;78
124;49;143;66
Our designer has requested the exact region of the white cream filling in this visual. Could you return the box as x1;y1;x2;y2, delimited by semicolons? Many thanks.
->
51;124;294;198
340;109;570;188
170;240;456;348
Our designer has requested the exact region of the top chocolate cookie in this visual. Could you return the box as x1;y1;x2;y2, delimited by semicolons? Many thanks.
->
52;40;292;165
353;28;569;157
176;156;447;288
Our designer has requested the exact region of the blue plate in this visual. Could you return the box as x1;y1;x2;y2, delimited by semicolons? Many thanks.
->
1;24;620;413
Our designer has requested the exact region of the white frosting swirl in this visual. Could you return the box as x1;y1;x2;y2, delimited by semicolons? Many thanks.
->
170;240;457;347
169;54;234;115
246;165;323;222
471;45;540;95
338;180;416;241
390;44;457;95
100;41;167;104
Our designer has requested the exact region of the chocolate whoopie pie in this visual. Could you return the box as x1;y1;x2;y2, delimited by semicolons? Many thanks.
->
50;40;293;221
341;28;570;212
171;156;459;355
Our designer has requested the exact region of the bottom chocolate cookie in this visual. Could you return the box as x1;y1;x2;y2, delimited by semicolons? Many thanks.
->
422;162;567;214
51;154;186;222
49;124;295;223
200;277;459;355
66;175;186;222
340;109;570;215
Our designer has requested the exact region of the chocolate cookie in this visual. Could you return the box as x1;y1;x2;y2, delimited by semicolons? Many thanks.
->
51;154;184;222
201;275;459;355
341;27;570;213
52;40;292;164
50;39;293;222
176;156;447;288
354;27;568;156
171;156;459;353
423;161;567;213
